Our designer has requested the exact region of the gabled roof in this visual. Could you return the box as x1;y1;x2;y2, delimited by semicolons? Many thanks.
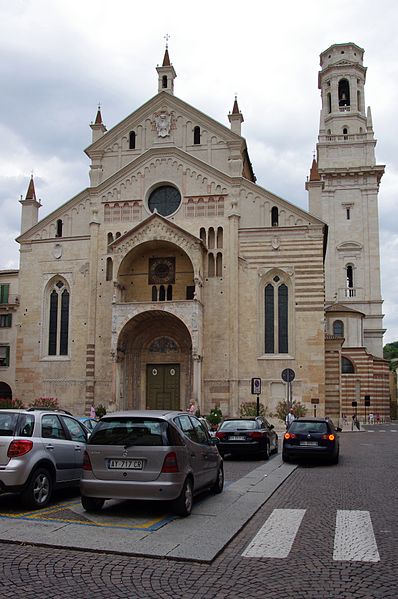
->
85;90;246;158
325;303;365;316
109;211;203;250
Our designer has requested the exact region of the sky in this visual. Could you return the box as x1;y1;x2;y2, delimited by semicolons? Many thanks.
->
0;0;397;344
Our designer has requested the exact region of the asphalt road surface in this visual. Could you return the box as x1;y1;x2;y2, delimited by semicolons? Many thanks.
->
0;427;397;598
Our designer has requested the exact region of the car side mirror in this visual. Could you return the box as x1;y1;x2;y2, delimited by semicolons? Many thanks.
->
269;424;274;430
210;437;219;445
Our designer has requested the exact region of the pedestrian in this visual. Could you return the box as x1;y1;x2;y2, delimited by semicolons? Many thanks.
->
187;399;196;415
369;412;374;425
285;408;295;430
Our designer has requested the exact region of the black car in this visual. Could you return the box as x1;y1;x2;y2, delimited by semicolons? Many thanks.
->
282;417;340;464
215;417;278;459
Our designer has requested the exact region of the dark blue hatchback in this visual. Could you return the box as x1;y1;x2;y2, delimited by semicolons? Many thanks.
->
282;417;340;464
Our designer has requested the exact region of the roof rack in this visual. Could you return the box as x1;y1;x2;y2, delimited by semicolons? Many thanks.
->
27;408;73;416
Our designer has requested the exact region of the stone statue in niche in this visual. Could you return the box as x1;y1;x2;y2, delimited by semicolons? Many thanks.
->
154;112;171;137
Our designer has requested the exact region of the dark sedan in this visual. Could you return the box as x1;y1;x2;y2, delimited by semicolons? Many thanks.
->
282;417;340;464
215;417;278;459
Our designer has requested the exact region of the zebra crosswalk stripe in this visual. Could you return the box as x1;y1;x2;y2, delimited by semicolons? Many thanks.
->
242;508;306;558
333;510;380;562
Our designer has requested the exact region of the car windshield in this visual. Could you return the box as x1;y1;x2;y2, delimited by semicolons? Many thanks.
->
290;421;328;434
88;417;170;446
220;420;257;431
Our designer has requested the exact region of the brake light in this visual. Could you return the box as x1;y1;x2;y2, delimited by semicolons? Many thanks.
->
83;450;92;471
161;451;179;473
249;431;263;439
284;433;296;440
7;439;33;458
216;431;227;439
328;434;335;441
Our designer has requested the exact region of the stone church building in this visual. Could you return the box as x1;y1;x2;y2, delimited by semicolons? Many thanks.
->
0;42;390;421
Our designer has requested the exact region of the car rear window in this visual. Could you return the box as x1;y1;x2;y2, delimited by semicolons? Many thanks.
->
290;421;328;434
219;420;257;431
0;412;18;436
88;417;180;446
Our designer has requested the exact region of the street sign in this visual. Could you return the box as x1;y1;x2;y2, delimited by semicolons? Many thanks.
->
282;368;295;383
364;395;371;407
251;377;261;395
351;401;357;407
311;398;319;404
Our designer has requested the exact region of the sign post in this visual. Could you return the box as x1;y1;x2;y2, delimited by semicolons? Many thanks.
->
251;377;262;416
364;395;370;424
281;368;295;410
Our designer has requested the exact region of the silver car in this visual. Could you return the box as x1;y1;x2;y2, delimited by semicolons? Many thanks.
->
0;409;89;509
80;410;224;517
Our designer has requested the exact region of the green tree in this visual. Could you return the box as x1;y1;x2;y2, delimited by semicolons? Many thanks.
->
383;341;398;371
207;406;223;429
239;401;268;418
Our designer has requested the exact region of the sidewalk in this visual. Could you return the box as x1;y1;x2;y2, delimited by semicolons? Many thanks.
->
0;455;296;563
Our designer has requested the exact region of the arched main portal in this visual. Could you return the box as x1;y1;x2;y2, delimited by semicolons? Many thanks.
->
116;311;193;410
0;382;12;400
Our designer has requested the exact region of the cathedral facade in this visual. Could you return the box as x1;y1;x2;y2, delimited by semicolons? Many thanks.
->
0;43;390;421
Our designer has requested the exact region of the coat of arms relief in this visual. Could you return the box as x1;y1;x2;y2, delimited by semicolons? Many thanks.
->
153;111;173;137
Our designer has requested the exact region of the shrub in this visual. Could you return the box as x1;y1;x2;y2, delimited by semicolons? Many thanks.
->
207;406;223;428
240;401;268;418
0;397;25;409
95;404;107;419
275;400;307;422
29;397;59;409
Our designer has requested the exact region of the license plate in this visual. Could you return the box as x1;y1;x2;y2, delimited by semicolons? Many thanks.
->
229;436;245;441
108;459;143;470
300;441;318;446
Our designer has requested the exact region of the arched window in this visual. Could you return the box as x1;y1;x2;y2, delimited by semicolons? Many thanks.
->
159;285;166;301
216;253;222;277
264;276;290;354
106;257;113;281
208;253;215;277
152;286;158;301
56;219;63;238
346;264;354;291
271;206;279;227
338;79;350;107
193;126;201;145
167;285;173;300
48;279;70;356
115;232;121;239
208;227;215;249
104;204;111;223
217;227;223;248
343;127;348;140
107;232;114;245
162;75;167;88
357;90;361;112
199;227;206;244
129;131;136;150
342;356;355;374
327;92;332;114
333;320;344;337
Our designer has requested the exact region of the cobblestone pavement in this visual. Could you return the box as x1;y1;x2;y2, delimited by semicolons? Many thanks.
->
0;431;397;599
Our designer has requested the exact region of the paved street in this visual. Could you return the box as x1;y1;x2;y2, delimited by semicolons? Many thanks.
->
0;428;397;598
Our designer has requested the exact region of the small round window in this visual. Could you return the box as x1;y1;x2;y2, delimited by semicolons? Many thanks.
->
148;185;181;216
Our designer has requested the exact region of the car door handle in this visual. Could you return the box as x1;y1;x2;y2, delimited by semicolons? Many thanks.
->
74;446;82;451
190;453;196;458
45;444;54;450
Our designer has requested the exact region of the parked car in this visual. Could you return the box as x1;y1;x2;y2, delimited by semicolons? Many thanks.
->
282;417;340;464
0;408;89;509
76;416;98;433
199;417;215;437
215;417;278;459
80;410;223;517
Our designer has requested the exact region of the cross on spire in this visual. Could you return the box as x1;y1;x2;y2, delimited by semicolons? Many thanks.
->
164;33;170;48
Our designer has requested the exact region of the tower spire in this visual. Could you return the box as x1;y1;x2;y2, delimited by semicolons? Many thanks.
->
19;174;42;234
157;35;176;94
228;95;244;135
90;103;107;143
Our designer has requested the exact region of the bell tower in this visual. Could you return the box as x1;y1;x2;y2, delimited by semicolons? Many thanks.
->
307;43;385;357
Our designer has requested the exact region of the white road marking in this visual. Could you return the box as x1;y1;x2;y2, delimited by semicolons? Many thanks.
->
333;510;380;562
242;509;306;558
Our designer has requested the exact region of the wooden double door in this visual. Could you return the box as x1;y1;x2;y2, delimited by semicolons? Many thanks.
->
146;364;180;410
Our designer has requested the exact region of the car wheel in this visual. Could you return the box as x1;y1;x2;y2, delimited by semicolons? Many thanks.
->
211;464;224;494
81;496;105;512
173;477;193;517
282;451;290;463
264;441;270;460
330;452;339;465
273;439;279;454
21;467;53;509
